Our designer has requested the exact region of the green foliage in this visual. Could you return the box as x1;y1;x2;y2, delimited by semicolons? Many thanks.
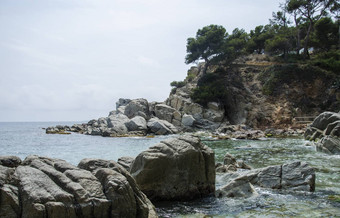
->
185;25;226;65
311;50;340;74
190;73;228;106
311;17;339;51
170;80;186;88
185;71;196;82
247;25;273;54
259;64;331;95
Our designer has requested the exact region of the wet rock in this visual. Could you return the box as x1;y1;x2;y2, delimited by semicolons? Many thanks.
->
316;136;340;154
219;161;315;192
216;179;257;198
130;135;215;201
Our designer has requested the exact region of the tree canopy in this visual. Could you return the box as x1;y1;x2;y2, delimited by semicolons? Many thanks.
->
184;0;339;67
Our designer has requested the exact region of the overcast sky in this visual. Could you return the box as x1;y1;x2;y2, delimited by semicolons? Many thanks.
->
0;0;281;122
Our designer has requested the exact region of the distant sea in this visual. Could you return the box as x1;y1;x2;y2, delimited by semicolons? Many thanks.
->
0;122;169;165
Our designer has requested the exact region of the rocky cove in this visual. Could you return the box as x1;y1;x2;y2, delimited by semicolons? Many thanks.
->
1;110;340;217
4;56;340;217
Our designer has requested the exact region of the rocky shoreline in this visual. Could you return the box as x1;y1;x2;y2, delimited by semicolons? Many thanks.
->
46;98;306;141
0;135;316;218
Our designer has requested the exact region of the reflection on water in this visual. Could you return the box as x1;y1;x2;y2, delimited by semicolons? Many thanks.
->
157;138;340;217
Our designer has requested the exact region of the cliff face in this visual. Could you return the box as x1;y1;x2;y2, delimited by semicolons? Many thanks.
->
165;54;339;130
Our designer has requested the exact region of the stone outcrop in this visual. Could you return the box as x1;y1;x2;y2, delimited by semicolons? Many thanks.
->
47;98;181;137
0;155;157;218
304;111;340;154
130;135;215;201
146;118;178;135
216;161;315;198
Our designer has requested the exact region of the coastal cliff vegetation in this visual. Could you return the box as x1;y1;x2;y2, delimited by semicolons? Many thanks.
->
171;0;339;111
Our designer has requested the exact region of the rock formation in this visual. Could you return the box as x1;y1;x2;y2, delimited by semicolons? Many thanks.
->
0;155;157;218
304;111;340;154
130;135;215;201
216;160;315;198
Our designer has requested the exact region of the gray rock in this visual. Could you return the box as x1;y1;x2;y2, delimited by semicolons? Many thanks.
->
154;104;176;123
117;156;135;171
124;98;150;119
203;109;224;122
316;136;340;154
219;161;315;192
223;153;237;166
305;111;340;154
0;156;157;218
311;112;340;131
147;117;179;135
125;116;147;132
0;156;21;168
130;135;215;201
107;114;130;134
216;179;257;198
207;102;220;111
181;114;195;127
116;98;131;110
78;158;157;218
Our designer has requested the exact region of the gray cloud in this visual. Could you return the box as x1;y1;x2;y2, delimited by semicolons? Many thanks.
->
0;0;280;121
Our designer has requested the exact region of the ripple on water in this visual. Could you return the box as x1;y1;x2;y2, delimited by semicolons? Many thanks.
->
157;138;340;217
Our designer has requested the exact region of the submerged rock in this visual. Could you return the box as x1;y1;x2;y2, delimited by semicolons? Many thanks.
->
130;135;215;201
0;155;157;218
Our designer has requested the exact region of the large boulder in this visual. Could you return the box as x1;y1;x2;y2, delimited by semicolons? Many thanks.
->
125;116;147;132
153;104;176;123
123;99;150;120
107;114;130;134
130;135;215;201
316;136;340;154
304;111;340;154
147;118;179;135
218;161;315;194
181;114;196;127
0;156;157;218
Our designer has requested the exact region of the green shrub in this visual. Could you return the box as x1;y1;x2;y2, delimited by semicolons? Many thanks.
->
311;50;340;74
259;63;332;96
170;80;186;88
190;73;228;106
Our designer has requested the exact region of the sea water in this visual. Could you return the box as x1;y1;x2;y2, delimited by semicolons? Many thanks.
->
0;122;169;165
1;122;340;217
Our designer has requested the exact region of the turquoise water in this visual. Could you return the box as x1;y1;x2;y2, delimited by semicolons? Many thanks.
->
1;122;339;217
157;138;340;217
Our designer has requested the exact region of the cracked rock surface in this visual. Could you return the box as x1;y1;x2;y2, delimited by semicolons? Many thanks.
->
0;155;157;218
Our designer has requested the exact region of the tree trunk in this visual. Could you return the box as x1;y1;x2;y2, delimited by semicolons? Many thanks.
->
202;59;209;75
294;13;301;55
303;21;313;59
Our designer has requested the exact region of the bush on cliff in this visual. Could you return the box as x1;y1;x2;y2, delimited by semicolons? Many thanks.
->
190;72;228;106
259;63;335;96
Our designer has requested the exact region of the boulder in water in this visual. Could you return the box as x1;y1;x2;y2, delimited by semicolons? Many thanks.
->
130;135;215;201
